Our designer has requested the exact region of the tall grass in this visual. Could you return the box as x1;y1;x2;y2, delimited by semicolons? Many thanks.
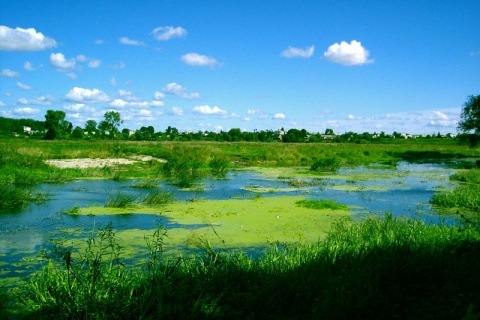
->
450;169;480;184
0;184;48;209
16;214;480;319
430;185;480;209
296;199;349;210
310;157;342;172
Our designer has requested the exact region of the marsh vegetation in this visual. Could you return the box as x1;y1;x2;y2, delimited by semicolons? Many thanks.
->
1;138;479;318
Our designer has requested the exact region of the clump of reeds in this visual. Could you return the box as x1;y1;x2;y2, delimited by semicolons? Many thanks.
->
130;179;159;189
310;157;342;172
140;190;174;206
450;169;480;184
296;199;349;210
105;191;137;208
430;185;480;209
208;157;231;177
0;185;48;209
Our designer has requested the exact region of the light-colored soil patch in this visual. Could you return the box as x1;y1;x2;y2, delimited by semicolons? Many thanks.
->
45;155;166;169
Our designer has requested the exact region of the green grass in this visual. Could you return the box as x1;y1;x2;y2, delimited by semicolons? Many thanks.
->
296;199;349;210
8;214;480;319
430;185;480;209
105;191;137;208
450;169;480;184
310;157;342;172
0;184;48;209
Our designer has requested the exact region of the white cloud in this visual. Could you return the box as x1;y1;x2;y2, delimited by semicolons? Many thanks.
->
151;26;187;41
119;37;145;46
63;103;96;113
1;69;20;77
163;83;201;99
110;77;117;86
23;61;38;71
181;53;220;67
66;72;77;79
0;26;56;51
192;105;227;115
153;91;165;100
17;95;54;105
76;54;87;62
150;100;165;107
323;40;373;66
49;52;76;69
66;87;110;103
95;39;104;45
348;114;355;119
14;107;39;115
16;82;31;90
0;100;5;107
110;61;125;70
274;113;286;119
171;107;184;116
88;59;101;68
281;45;314;58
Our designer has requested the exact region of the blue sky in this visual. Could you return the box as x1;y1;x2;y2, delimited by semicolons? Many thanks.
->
1;0;479;135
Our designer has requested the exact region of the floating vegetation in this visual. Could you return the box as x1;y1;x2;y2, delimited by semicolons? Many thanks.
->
295;199;349;211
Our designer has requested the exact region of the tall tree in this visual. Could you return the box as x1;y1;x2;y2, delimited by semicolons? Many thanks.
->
44;110;70;139
458;95;480;135
98;111;122;138
84;119;97;135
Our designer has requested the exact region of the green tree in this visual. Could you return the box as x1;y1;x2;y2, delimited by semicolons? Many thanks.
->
98;111;122;138
44;110;70;139
458;95;480;135
71;126;84;139
84;120;97;135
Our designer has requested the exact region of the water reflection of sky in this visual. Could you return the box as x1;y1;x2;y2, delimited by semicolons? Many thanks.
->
0;161;465;285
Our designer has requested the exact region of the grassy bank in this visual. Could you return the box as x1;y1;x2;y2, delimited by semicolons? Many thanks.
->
3;214;479;319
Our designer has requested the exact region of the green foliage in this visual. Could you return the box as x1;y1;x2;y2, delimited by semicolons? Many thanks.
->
296;199;349;210
130;179;159;189
458;94;480;135
44;110;71;140
310;157;342;172
98;111;123;138
208;157;230;177
140;190;174;206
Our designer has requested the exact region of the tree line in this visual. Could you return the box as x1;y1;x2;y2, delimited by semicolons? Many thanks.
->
1;94;478;144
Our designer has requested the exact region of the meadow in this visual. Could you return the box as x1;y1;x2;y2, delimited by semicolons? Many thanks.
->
1;138;479;319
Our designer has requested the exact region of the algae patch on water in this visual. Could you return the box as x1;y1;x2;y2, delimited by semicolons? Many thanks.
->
160;195;352;248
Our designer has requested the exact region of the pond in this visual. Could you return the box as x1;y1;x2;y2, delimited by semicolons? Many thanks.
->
0;161;466;287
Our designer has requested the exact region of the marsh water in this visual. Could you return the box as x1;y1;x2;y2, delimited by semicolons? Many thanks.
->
0;161;468;286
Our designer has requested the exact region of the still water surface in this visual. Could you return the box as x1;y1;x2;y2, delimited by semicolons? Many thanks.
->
0;161;464;285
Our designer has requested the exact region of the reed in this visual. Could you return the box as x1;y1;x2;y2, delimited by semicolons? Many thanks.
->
104;191;137;208
296;199;349;210
430;185;480;209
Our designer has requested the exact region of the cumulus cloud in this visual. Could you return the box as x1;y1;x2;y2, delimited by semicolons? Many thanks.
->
323;40;373;66
151;26;187;41
170;107;184;116
63;103;96;113
50;53;76;69
119;37;145;46
88;59;101;68
281;45;314;58
16;82;31;90
181;53;220;67
273;113;286;119
0;100;5;107
162;83;201;99
0;26;57;51
17;95;54;106
153;91;165;100
192;105;227;115
348;114;355;119
23;61;39;71
95;39;104;45
14;107;39;115
66;72;77;79
66;87;110;103
1;69;20;77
